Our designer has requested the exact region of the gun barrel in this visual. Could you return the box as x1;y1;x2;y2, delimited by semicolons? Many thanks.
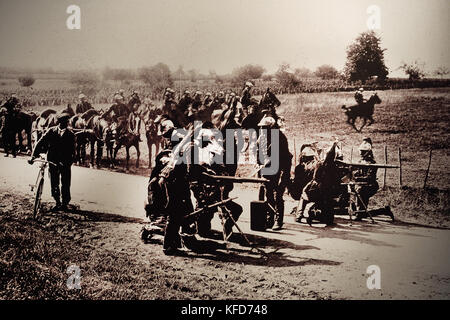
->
336;160;399;169
202;173;269;184
184;197;238;221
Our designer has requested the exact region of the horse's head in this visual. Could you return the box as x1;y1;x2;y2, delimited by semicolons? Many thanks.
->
369;93;382;104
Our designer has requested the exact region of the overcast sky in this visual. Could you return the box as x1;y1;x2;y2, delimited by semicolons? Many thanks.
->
0;0;448;76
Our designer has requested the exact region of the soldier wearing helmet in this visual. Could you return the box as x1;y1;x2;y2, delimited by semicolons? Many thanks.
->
257;116;292;230
103;94;130;122
75;93;93;114
354;87;366;106
128;90;141;114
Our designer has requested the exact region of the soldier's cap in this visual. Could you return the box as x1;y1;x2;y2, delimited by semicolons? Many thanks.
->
165;88;175;93
114;94;123;100
57;112;71;120
230;92;236;97
11;93;17;98
218;91;224;95
119;89;125;94
195;90;203;95
205;92;211;96
78;93;86;99
362;137;372;145
258;116;276;127
184;90;191;95
132;90;138;95
359;87;364;92
245;81;254;87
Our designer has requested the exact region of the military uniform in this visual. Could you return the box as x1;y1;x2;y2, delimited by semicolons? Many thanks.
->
354;155;379;211
355;90;364;105
75;101;93;114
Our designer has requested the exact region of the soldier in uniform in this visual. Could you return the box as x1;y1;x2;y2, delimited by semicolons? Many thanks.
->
146;121;195;255
354;87;365;106
352;138;393;221
189;127;242;239
103;94;130;122
128;90;141;114
1;94;21;157
178;90;192;115
75;94;93;114
29;111;76;211
257;116;292;230
211;91;226;110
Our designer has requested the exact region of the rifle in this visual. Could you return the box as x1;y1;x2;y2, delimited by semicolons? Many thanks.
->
183;197;237;223
201;172;269;184
335;160;399;169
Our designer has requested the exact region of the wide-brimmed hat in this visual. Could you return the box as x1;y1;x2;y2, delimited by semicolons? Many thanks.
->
245;81;254;87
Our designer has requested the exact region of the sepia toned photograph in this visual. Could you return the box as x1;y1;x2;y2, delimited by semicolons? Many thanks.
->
0;0;449;307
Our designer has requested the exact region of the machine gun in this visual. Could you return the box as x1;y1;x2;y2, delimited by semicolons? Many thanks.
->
183;197;237;224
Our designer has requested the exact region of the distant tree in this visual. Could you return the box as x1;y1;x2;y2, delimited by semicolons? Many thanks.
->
399;60;426;80
231;64;265;85
18;75;35;87
275;63;301;90
138;63;173;92
69;70;100;95
314;65;340;80
434;66;449;79
294;67;313;79
187;69;198;82
102;68;135;81
344;30;388;82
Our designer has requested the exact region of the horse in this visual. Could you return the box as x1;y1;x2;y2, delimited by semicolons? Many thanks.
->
69;111;98;167
341;93;381;132
111;113;141;170
137;105;162;168
86;114;114;168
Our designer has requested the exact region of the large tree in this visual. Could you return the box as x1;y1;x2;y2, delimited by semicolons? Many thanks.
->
138;63;173;92
231;64;265;85
344;31;388;82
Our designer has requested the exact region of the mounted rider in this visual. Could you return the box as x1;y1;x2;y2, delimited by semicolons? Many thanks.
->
354;87;366;106
128;90;141;114
75;93;93;114
103;94;130;122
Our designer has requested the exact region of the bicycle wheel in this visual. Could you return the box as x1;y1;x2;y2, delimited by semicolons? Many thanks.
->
33;177;44;219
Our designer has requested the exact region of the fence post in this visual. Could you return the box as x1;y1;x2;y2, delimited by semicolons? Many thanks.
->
423;148;432;189
383;145;387;189
398;147;402;188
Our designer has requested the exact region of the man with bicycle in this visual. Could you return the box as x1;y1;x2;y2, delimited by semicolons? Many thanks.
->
29;111;76;212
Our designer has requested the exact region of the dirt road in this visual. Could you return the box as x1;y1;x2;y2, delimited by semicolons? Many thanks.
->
1;155;449;299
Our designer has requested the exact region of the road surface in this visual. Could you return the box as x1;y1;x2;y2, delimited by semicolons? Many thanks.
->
1;155;449;299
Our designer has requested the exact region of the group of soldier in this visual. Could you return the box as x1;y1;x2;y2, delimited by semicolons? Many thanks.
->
0;82;386;256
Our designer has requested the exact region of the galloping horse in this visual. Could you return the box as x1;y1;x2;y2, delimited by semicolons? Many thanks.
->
112;113;141;170
342;93;382;132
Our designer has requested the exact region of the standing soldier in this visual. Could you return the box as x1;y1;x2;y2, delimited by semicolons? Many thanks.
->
29;111;76;211
354;87;365;106
75;94;93;114
257;116;292;230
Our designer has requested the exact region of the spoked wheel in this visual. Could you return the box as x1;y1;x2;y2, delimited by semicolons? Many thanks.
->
33;178;44;219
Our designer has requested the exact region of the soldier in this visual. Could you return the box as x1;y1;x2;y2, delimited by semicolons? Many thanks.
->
147;123;196;255
75;94;93;114
203;92;213;107
354;87;365;105
118;89;126;101
128;90;141;114
103;94;129;122
190;127;242;238
258;116;292;230
353;137;390;221
211;91;226;110
29;111;76;211
178;90;192;114
1;94;21;157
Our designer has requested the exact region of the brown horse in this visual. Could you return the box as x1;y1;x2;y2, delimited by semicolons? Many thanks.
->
137;105;162;168
342;93;381;132
86;114;114;167
112;113;141;170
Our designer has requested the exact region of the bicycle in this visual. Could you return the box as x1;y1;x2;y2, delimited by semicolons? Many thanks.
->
28;156;57;219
